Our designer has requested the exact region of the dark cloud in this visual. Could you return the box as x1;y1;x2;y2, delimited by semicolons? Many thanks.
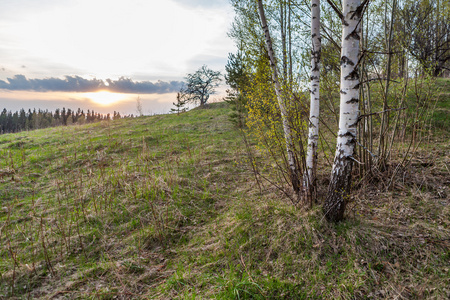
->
0;75;184;94
105;77;183;94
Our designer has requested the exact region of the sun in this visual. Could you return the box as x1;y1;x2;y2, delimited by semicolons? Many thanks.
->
84;91;126;105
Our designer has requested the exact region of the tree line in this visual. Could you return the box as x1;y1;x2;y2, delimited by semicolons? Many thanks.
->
0;107;132;134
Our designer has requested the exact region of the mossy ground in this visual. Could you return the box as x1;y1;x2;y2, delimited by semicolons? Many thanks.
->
0;88;449;299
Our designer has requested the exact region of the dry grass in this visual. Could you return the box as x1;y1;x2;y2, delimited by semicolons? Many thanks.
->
1;102;449;299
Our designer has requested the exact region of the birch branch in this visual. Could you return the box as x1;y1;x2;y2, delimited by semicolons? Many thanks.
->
357;107;406;122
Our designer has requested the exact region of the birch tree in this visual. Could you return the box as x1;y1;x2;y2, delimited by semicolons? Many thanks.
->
305;0;321;202
257;0;301;194
324;0;365;222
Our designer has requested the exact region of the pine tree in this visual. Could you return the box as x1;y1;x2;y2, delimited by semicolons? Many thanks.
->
171;92;187;115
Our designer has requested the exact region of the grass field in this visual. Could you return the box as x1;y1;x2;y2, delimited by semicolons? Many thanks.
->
0;81;449;298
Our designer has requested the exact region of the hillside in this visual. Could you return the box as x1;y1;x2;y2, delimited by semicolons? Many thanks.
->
1;98;449;299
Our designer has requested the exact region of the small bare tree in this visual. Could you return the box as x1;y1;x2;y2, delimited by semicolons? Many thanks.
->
136;96;143;117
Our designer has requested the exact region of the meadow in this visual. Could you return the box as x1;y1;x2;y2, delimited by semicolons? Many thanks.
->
0;79;449;298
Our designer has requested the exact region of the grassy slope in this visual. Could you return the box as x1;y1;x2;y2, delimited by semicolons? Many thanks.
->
432;78;450;130
0;94;449;299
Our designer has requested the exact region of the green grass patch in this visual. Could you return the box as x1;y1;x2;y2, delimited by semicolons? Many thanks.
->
1;101;449;299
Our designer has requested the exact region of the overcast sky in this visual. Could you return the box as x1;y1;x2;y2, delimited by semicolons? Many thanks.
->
0;0;235;114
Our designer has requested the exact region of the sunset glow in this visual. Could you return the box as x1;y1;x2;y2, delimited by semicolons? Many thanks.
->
0;0;234;115
84;91;127;106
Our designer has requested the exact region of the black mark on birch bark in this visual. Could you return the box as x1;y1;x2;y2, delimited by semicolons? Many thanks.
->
344;70;359;80
341;56;355;66
345;31;360;41
346;98;359;104
348;121;358;128
339;131;356;138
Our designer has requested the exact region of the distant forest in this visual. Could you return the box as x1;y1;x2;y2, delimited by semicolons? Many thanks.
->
0;108;134;134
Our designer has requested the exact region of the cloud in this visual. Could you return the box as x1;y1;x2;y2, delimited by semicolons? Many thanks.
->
105;77;184;94
0;75;184;94
171;0;229;9
186;54;228;72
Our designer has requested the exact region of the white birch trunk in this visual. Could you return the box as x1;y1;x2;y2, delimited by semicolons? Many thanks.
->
305;0;321;201
257;0;300;193
324;0;362;222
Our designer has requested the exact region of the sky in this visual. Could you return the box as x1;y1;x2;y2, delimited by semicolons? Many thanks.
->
0;0;235;115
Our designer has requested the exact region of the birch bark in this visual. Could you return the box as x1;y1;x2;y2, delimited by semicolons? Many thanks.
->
305;0;321;202
257;0;300;194
324;0;362;222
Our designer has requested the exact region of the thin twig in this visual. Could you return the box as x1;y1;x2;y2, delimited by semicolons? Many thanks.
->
358;107;406;122
350;156;364;165
325;0;344;20
255;170;300;205
356;140;378;158
360;78;400;84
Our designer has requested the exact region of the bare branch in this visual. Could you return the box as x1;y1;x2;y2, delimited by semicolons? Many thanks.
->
357;107;406;122
325;0;344;21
